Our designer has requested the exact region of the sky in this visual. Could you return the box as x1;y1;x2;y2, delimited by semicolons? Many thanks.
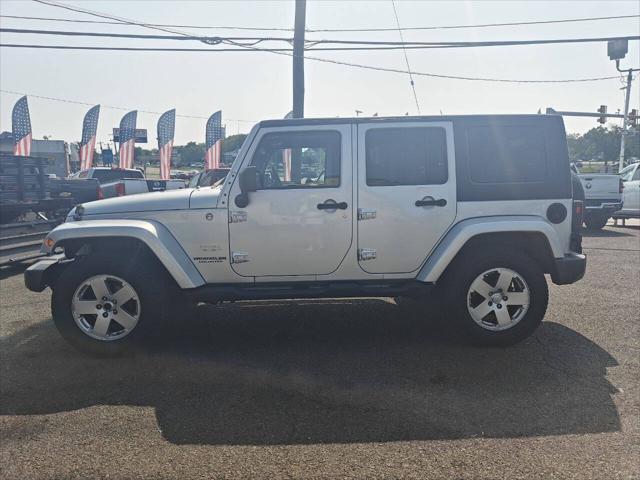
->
1;0;639;147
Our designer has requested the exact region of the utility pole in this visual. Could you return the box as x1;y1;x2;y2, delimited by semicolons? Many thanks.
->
617;66;633;172
292;0;306;118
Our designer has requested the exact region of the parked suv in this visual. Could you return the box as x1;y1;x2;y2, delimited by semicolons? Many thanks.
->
26;115;586;355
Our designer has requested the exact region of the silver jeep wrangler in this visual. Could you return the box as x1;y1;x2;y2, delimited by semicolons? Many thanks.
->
26;115;586;355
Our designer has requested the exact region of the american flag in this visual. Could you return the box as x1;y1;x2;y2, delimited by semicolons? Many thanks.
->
79;105;100;170
157;109;175;180
118;110;137;169
205;111;223;170
12;96;32;156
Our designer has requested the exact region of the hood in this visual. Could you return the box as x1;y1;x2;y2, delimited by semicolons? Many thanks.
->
72;188;195;217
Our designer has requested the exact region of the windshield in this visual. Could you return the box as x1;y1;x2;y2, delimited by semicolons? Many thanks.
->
92;169;144;183
619;164;636;182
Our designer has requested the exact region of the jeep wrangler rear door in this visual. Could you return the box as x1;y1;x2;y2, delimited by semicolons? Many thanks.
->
228;125;353;277
357;122;456;274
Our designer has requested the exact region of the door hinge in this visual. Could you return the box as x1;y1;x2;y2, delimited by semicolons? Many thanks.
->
231;251;249;264
358;208;377;221
358;248;377;261
229;211;247;223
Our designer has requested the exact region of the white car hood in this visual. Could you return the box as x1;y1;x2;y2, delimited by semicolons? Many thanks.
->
73;188;194;217
70;185;223;218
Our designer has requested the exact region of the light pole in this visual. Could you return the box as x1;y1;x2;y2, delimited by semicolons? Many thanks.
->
608;39;639;172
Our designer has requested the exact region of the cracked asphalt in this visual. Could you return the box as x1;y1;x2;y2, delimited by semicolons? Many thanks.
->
1;222;639;479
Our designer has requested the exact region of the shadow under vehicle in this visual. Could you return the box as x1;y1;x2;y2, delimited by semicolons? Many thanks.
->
1;299;620;446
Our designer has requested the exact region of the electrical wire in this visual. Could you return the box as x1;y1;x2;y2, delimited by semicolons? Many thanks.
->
2;12;639;32
0;89;258;122
16;1;629;83
2;27;639;50
0;43;625;83
391;0;420;114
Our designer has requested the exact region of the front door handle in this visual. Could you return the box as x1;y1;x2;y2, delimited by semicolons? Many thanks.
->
317;199;348;210
415;198;447;207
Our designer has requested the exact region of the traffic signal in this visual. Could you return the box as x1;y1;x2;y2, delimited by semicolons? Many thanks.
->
607;39;628;61
597;105;607;124
629;109;638;127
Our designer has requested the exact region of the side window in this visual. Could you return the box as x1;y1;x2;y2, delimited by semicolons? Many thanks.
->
250;131;341;189
365;127;448;186
633;167;640;181
188;172;201;188
467;126;546;183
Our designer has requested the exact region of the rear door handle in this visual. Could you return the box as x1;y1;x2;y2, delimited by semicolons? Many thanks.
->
317;200;348;210
415;198;447;207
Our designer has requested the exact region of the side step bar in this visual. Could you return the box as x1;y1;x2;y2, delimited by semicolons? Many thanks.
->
186;280;434;303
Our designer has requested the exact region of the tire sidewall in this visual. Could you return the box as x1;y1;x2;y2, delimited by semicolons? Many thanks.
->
52;252;169;356
444;250;548;346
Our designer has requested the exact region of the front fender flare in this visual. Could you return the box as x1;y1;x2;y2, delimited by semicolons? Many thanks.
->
416;216;564;283
42;219;205;289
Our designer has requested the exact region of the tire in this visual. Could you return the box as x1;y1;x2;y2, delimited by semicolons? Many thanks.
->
51;249;180;356
584;212;609;230
439;246;548;347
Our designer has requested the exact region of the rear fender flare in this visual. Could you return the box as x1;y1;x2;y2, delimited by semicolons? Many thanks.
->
417;216;564;283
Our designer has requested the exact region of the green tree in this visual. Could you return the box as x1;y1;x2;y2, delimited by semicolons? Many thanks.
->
567;125;639;163
175;142;205;166
222;134;247;153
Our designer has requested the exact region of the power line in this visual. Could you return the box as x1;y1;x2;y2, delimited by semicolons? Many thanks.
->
0;43;623;83
17;2;627;84
2;28;639;50
0;89;258;123
3;12;639;32
31;0;193;37
391;0;420;114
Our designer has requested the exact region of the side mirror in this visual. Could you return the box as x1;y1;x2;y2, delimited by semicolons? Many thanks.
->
235;166;258;208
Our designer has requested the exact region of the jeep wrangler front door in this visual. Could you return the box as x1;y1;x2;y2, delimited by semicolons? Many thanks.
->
356;122;457;274
228;126;353;277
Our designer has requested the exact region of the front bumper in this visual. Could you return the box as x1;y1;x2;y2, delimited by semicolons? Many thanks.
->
24;254;67;292
551;253;587;285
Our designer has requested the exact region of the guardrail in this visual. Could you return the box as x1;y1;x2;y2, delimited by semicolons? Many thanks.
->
0;219;59;266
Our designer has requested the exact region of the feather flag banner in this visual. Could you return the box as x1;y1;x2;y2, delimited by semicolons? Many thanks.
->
118;110;137;169
205;111;223;170
157;109;176;180
79;105;100;170
12;96;32;156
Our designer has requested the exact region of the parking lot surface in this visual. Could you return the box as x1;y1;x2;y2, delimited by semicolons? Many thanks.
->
1;223;639;479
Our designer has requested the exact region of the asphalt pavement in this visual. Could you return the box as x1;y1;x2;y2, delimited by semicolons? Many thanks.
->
1;222;639;479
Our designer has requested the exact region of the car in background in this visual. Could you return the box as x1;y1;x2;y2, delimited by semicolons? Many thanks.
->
615;162;640;219
69;167;145;183
188;168;230;187
570;163;623;229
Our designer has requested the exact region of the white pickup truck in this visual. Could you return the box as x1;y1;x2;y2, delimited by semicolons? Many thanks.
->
100;177;186;198
570;164;623;229
69;167;186;199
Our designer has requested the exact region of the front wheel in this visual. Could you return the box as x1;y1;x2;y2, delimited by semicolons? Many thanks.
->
440;248;548;346
51;251;177;356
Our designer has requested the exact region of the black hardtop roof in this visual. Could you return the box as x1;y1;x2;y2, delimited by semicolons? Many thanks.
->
258;114;559;128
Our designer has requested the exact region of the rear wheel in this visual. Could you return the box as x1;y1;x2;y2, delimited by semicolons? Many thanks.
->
439;247;548;346
51;251;178;356
584;212;609;230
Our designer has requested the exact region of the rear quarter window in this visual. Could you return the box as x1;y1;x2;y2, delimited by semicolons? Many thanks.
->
467;126;546;183
454;116;572;201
